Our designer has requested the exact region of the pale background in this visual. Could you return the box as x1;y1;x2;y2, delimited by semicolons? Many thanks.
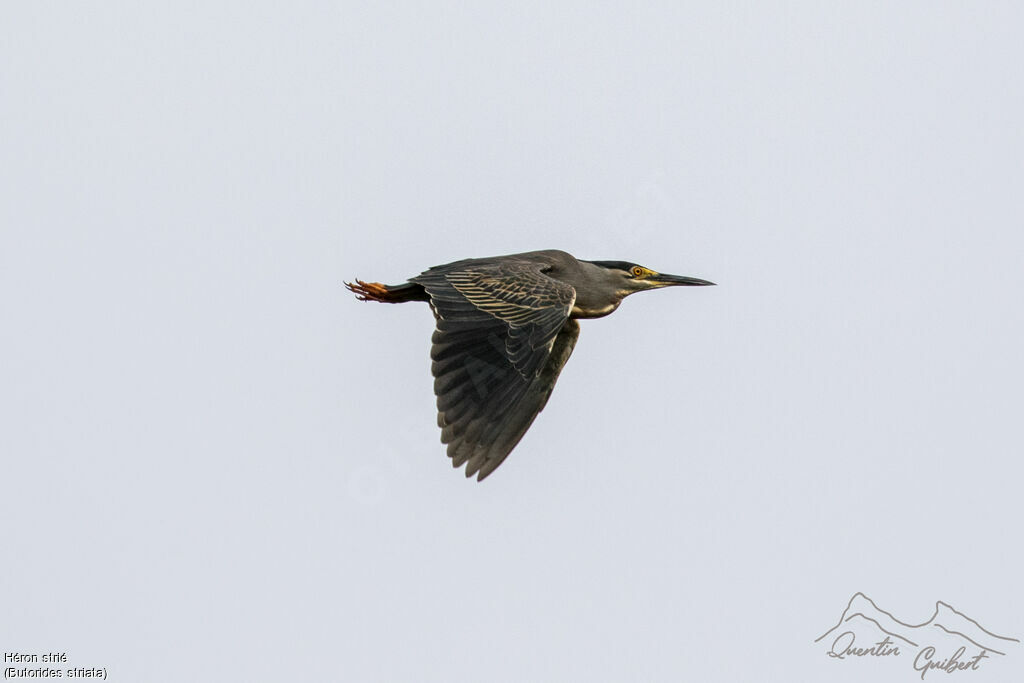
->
2;2;1022;682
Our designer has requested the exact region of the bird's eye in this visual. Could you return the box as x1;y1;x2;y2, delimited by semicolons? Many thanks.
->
632;267;645;277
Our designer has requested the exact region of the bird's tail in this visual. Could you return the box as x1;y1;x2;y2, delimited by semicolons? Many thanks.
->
345;279;429;303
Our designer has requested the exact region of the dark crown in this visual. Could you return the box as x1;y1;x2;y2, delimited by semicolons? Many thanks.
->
587;260;639;272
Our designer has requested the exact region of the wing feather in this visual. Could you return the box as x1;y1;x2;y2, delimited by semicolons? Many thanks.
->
411;259;578;479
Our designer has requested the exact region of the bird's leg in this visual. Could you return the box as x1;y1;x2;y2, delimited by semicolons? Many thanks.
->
345;279;430;303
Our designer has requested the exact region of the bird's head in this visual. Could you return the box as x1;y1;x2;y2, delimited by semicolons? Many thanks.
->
586;260;716;297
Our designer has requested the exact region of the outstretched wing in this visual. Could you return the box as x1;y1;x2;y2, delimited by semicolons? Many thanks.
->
411;260;578;480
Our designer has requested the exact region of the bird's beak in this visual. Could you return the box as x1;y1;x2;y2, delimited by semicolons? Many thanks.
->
648;273;716;287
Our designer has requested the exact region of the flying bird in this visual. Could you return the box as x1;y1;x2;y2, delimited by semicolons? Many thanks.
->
346;249;714;481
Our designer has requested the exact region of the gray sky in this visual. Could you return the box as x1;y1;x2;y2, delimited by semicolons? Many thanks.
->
3;2;1022;681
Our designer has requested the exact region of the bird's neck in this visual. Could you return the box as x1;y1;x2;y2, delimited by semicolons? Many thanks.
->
570;260;629;318
571;299;623;319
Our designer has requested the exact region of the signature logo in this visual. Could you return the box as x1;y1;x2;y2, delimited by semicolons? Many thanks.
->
816;592;1019;679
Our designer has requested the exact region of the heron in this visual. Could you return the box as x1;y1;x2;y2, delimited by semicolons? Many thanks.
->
345;249;714;481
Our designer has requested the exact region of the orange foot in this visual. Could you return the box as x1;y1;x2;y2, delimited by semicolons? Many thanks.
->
345;279;392;302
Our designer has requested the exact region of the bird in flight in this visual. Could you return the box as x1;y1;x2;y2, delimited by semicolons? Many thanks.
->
346;249;714;481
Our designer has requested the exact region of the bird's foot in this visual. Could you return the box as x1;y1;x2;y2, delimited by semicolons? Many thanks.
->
345;279;392;302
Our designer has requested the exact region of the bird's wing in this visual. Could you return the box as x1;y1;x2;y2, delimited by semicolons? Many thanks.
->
411;261;578;480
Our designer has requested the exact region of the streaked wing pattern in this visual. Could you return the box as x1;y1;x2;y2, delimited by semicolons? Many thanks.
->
411;260;577;479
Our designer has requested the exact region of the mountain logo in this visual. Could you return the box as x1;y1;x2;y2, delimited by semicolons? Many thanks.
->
815;592;1019;678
